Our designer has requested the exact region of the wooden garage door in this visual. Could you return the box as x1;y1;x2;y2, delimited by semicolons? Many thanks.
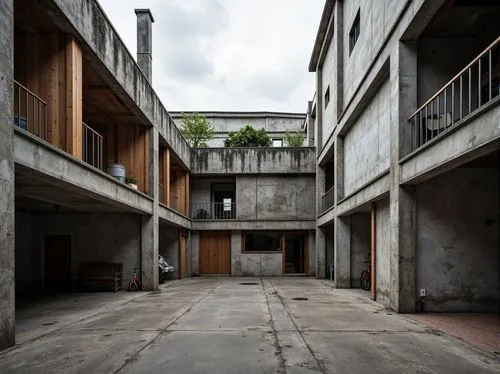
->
199;231;231;275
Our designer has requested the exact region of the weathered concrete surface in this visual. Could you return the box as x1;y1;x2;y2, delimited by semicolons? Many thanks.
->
416;167;499;312
231;231;282;276
350;213;370;288
191;220;316;231
14;131;154;214
0;278;498;373
0;0;15;350
135;9;154;82
236;176;316;220
158;203;191;229
191;148;316;175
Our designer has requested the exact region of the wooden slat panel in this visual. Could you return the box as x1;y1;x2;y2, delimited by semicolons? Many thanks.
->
65;34;82;159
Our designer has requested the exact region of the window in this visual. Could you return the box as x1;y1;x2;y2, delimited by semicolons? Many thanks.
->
272;139;283;147
349;10;360;55
324;85;330;109
243;232;281;252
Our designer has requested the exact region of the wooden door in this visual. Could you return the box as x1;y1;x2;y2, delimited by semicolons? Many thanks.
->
44;235;71;291
199;231;231;275
179;233;187;279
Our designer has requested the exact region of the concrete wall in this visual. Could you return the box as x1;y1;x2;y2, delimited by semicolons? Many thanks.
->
23;214;143;290
416;167;499;312
159;225;179;279
236;176;316;220
350;213;370;288
375;198;390;306
343;0;407;105
191;148;316;175
231;231;283;276
171;112;305;148
321;31;337;143
343;78;390;196
0;0;15;349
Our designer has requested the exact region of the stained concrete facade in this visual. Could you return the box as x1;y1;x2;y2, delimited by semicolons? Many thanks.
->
312;0;500;313
170;112;306;148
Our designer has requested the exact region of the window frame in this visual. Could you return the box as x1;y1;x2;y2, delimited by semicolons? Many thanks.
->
349;9;360;55
272;139;283;147
241;231;283;253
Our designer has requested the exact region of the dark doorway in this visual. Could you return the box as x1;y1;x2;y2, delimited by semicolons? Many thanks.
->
212;183;235;219
284;234;306;274
44;235;71;292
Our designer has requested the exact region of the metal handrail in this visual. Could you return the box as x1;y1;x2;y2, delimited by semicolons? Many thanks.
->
321;185;335;213
13;80;47;140
191;202;236;220
82;122;103;170
408;36;500;151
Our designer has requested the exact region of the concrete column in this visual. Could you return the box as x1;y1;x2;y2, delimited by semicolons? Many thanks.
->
334;216;351;288
388;42;418;312
308;230;316;276
334;137;344;201
231;231;242;276
135;9;154;82
0;0;15;350
315;227;325;279
190;231;200;275
141;127;159;290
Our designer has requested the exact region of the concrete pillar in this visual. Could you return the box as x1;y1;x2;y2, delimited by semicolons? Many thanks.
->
334;216;351;288
0;0;15;350
388;42;418;312
135;9;154;82
334;137;344;201
315;227;326;279
190;231;200;275
141;127;159;290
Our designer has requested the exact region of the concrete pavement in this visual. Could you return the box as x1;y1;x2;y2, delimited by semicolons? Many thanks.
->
0;278;498;373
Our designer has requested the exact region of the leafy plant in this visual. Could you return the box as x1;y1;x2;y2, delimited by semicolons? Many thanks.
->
224;125;272;147
179;112;215;148
125;176;137;184
284;132;304;147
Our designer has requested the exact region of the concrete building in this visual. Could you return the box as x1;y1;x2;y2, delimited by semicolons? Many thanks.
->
311;0;499;313
170;111;309;147
0;0;316;351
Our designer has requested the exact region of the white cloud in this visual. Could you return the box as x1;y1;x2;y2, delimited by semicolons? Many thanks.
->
98;0;324;112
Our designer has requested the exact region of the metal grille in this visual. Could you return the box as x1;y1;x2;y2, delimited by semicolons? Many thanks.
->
321;185;335;213
191;202;236;220
409;36;500;152
13;81;47;140
82;122;103;170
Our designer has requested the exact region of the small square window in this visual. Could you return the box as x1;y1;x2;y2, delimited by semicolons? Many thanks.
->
349;10;360;55
272;139;283;147
324;86;330;109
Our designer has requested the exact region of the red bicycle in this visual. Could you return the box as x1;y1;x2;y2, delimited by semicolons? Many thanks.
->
360;258;371;291
127;267;140;291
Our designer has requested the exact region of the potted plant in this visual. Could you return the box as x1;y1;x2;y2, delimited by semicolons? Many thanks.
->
125;176;137;190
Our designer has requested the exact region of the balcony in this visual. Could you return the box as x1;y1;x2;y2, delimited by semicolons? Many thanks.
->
321;185;335;214
191;202;236;220
409;36;500;153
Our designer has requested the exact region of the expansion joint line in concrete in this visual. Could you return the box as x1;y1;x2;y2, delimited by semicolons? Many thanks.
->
113;279;225;374
267;279;328;374
260;278;288;374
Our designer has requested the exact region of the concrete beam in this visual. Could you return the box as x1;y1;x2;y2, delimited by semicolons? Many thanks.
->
191;148;316;175
191;220;316;231
14;131;154;214
158;204;191;229
334;217;351;288
401;103;500;185
0;0;15;350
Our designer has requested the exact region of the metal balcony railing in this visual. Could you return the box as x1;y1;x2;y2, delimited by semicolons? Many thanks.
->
13;81;47;140
409;36;500;152
191;202;236;220
321;185;335;213
82;122;103;170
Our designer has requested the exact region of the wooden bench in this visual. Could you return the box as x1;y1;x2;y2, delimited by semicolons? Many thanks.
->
78;262;123;292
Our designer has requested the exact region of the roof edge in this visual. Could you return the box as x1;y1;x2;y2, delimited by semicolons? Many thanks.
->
308;0;335;72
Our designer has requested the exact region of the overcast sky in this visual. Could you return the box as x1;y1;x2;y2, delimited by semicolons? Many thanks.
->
98;0;324;113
